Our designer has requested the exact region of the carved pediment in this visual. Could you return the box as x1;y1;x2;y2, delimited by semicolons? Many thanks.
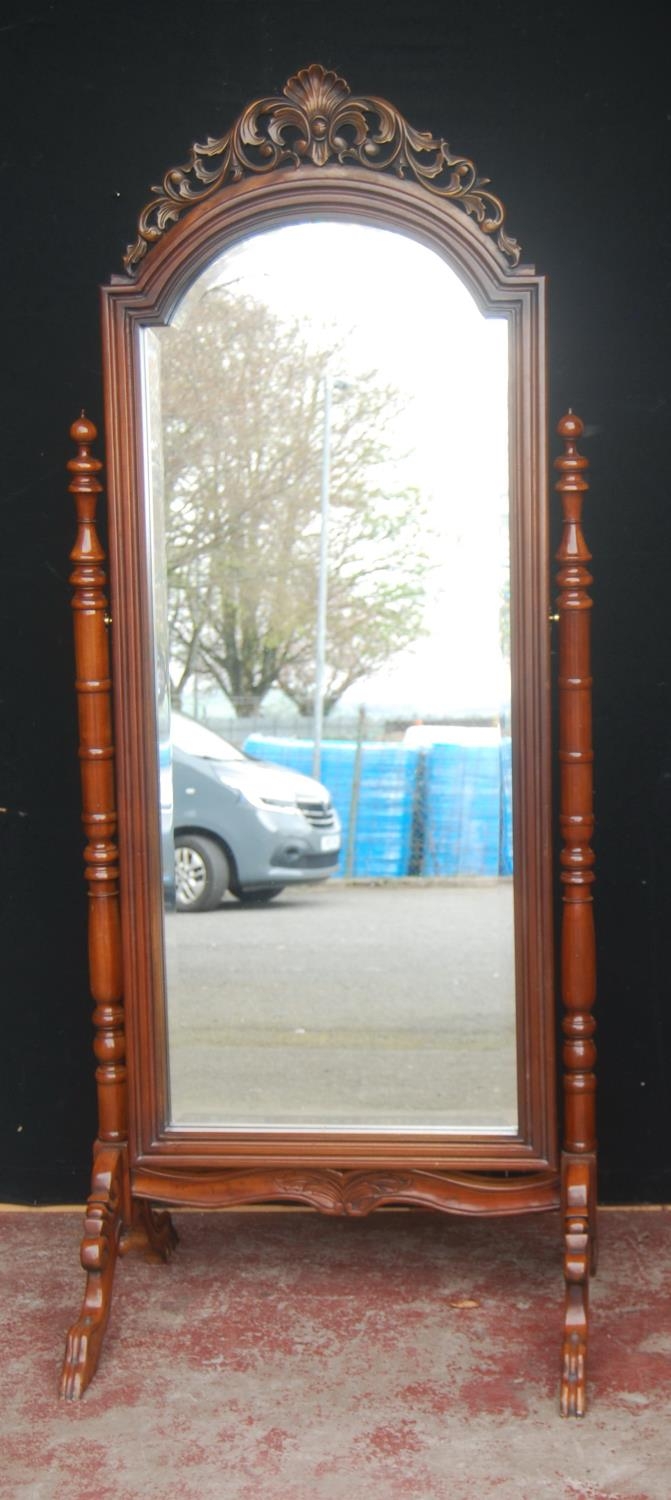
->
124;64;520;274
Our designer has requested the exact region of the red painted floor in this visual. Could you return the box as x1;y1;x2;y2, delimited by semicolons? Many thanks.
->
1;1207;670;1499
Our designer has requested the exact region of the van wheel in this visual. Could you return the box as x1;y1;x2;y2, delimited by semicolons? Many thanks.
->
235;886;284;904
174;835;230;912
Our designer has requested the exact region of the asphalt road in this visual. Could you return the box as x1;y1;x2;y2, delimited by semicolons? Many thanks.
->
164;879;517;1132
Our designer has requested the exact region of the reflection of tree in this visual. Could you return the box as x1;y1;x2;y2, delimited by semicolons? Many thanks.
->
499;576;510;660
498;504;510;662
160;288;428;715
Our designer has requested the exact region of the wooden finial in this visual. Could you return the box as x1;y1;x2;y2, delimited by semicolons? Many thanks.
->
67;413;103;556
555;411;589;513
556;410;583;442
70;412;98;445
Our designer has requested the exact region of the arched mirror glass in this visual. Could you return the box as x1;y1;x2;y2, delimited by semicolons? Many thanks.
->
141;221;516;1131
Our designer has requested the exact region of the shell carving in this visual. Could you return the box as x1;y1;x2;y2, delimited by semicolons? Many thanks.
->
124;64;520;273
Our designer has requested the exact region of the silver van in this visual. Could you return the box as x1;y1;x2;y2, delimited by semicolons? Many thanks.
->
171;713;341;911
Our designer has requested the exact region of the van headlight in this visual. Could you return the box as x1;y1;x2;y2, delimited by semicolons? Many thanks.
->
238;787;298;814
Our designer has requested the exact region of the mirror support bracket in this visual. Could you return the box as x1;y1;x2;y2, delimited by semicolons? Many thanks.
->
65;415;128;1163
61;418;177;1400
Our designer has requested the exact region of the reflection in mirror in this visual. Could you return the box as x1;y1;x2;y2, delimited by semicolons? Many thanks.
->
141;221;515;1132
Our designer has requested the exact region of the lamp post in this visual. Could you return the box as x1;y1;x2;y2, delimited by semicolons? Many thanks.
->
312;373;333;779
313;373;350;780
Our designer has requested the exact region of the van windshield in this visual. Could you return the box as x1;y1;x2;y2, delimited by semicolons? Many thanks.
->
171;713;246;762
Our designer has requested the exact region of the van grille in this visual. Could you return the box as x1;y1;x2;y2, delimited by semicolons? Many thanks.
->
297;798;337;830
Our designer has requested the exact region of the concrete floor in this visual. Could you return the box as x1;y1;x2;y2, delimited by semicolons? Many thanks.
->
2;1206;670;1499
166;882;517;1128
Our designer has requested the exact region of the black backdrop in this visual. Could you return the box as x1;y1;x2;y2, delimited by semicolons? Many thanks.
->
2;0;670;1203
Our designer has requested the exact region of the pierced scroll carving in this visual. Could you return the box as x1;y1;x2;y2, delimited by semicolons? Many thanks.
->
124;63;521;274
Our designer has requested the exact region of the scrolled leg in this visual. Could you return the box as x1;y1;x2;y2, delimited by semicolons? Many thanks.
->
560;1157;592;1417
61;1148;124;1400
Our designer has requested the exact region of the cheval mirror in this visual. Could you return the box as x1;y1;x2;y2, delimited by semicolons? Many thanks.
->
62;65;596;1415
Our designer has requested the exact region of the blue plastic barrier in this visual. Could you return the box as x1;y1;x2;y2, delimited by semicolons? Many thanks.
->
421;733;503;878
243;732;514;879
243;736;418;878
499;737;514;876
348;743;419;878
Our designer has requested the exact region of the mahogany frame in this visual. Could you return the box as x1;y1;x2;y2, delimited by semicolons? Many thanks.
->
61;67;596;1415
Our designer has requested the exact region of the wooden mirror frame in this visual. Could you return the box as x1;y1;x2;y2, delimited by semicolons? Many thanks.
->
62;66;596;1415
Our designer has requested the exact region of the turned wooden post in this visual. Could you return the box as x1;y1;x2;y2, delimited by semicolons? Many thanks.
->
555;412;596;1158
555;411;596;1417
68;416;128;1169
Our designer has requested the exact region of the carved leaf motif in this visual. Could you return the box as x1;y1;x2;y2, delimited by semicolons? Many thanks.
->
124;65;521;273
269;1169;419;1215
345;1172;416;1213
273;1171;347;1213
